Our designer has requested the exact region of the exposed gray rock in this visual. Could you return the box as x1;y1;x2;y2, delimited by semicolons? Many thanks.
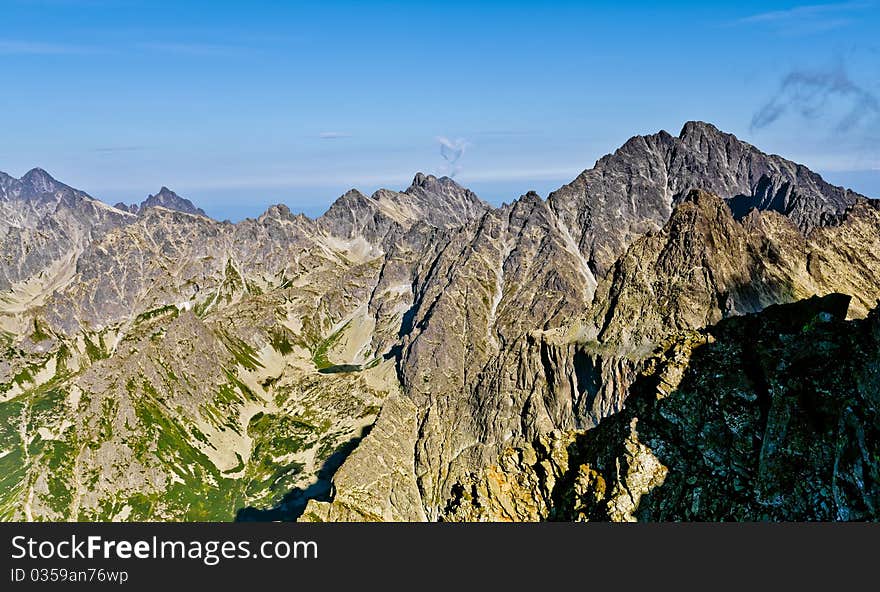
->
548;121;865;278
0;168;133;292
116;186;208;217
1;122;877;523
318;174;490;246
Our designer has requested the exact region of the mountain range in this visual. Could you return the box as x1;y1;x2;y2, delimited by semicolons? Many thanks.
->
1;121;878;521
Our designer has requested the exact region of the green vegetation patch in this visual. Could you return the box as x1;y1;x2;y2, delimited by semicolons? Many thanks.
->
218;331;264;371
83;333;109;363
311;321;350;370
134;304;180;325
243;412;316;504
269;328;294;355
30;319;52;343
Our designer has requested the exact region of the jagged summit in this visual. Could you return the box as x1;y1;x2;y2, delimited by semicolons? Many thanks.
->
3;167;108;208
547;120;867;277
678;119;725;138
116;186;208;217
318;173;490;241
258;203;293;220
409;171;433;187
141;186;207;217
2;120;880;523
16;168;81;201
406;172;461;193
21;167;60;192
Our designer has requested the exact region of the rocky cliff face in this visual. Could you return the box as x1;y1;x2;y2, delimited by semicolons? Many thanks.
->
0;169;488;520
2;122;878;522
0;168;134;295
547;121;864;278
438;295;880;521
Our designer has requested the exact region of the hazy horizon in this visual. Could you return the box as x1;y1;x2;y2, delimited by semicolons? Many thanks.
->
3;128;878;223
3;1;880;219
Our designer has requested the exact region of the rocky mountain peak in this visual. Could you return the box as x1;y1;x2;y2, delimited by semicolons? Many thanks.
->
678;187;729;210
142;187;207;217
0;171;20;201
548;122;868;279
406;172;460;194
678;120;726;141
319;175;490;242
21;167;60;194
400;172;490;228
259;203;293;221
340;188;368;201
116;186;208;217
409;171;432;187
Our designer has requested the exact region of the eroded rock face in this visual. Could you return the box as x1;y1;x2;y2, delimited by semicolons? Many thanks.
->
0;168;490;521
0;168;134;294
359;188;878;522
548;121;864;278
115;186;207;217
442;295;880;521
2;122;879;522
306;187;880;521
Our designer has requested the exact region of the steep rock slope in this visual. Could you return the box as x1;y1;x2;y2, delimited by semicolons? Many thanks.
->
318;173;489;245
548;121;865;277
439;295;880;521
0;172;488;520
0;168;133;298
2;122;878;522
114;186;207;217
306;188;880;521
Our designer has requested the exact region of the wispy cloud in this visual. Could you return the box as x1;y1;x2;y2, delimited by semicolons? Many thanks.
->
0;40;97;55
737;1;870;23
732;1;873;34
437;136;469;178
93;146;146;153
136;42;251;57
318;132;352;139
751;62;880;133
123;165;585;192
0;38;253;57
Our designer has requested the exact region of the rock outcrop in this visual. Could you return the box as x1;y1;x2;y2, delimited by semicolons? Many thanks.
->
440;295;880;521
548;121;865;278
115;186;208;217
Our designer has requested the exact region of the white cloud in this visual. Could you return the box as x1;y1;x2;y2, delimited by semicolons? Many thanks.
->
318;132;352;139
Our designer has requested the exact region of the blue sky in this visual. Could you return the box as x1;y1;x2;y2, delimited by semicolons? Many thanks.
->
1;0;879;220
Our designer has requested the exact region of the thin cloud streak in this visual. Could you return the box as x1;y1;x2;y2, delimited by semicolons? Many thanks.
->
735;1;872;24
93;146;146;153
318;132;352;139
437;136;468;178
729;1;874;34
458;166;583;182
0;39;98;55
136;42;252;56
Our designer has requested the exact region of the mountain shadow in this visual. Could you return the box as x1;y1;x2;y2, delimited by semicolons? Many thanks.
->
549;293;880;521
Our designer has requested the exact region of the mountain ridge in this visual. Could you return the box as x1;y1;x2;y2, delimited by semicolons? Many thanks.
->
2;121;879;522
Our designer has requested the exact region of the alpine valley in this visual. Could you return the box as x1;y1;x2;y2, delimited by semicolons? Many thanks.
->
2;122;879;522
